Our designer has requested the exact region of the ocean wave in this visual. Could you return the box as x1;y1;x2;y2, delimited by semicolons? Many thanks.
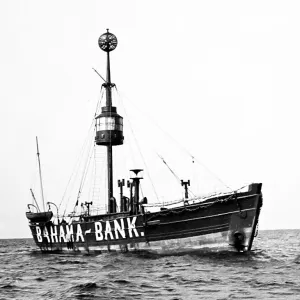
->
73;281;98;291
57;259;87;265
1;232;300;300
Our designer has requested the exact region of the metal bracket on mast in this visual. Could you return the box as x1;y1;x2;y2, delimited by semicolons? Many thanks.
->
92;67;116;88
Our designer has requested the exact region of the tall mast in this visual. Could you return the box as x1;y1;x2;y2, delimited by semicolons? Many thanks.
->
95;29;124;213
106;48;113;210
106;50;112;106
36;137;46;211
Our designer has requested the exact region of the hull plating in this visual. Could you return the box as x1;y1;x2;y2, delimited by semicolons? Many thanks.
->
27;184;262;254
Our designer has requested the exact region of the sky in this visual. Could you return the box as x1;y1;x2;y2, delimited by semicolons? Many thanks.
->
1;0;300;238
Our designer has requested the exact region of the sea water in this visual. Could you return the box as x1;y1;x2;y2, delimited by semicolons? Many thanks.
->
0;230;300;299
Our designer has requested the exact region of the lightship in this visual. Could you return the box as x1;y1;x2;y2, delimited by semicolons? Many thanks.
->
26;30;263;254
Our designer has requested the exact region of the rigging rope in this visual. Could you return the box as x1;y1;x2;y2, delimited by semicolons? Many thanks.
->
73;135;95;212
73;87;106;211
116;89;232;192
157;153;181;182
95;87;105;117
116;89;160;202
157;153;196;198
59;87;104;215
58;118;95;214
193;157;232;191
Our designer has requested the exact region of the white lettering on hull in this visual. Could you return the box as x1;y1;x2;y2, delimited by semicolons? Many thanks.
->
76;224;84;242
93;217;143;241
43;227;50;243
59;226;66;242
105;221;114;240
36;226;42;242
50;226;58;243
114;219;125;239
127;217;139;238
66;225;74;242
85;229;91;235
34;217;144;244
95;222;103;241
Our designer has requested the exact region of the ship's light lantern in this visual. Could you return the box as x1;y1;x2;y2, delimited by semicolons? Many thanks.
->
95;106;124;146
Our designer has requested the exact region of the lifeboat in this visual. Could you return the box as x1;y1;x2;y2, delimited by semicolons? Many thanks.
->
26;211;53;223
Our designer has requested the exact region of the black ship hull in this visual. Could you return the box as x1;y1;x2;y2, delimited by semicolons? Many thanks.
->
27;183;262;254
